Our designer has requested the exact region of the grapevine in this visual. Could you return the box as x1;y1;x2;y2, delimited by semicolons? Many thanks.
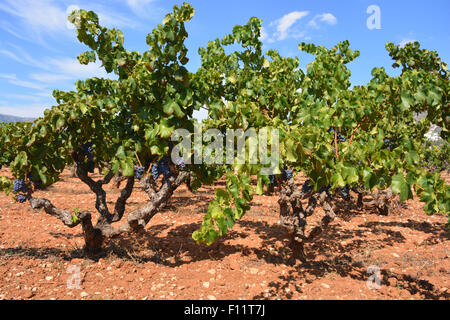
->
0;3;447;261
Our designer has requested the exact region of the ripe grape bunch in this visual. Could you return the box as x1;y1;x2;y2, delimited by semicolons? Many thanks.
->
134;165;145;179
12;179;27;194
151;157;171;180
268;165;293;187
16;194;27;203
12;179;28;203
384;138;395;152
281;166;293;181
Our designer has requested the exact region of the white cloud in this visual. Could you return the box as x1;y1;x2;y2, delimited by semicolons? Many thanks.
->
272;11;309;41
0;44;44;68
0;102;51;118
36;91;54;98
0;43;113;81
0;0;68;40
0;49;24;64
2;93;42;102
399;39;417;48
126;0;163;18
47;58;112;79
308;13;337;28
0;20;31;42
84;3;142;29
0;74;47;90
0;0;143;44
29;73;72;83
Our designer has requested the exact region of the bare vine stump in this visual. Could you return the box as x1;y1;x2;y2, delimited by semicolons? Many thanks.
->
279;180;336;264
372;188;394;216
79;211;104;255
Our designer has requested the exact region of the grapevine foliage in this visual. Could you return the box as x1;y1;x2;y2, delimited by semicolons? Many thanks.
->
0;3;448;251
190;18;449;243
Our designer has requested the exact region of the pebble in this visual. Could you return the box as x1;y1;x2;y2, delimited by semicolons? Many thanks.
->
203;282;210;289
249;268;259;275
80;292;89;297
321;283;330;289
207;295;216;300
45;276;53;281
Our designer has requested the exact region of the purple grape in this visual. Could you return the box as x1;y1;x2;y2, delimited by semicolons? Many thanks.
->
159;158;170;178
151;163;160;180
281;166;293;181
134;165;145;179
16;194;27;203
12;179;27;194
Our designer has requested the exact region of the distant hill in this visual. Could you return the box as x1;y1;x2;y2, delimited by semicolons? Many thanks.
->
0;114;35;123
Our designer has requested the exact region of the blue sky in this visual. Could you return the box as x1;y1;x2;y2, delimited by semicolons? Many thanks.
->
0;0;449;118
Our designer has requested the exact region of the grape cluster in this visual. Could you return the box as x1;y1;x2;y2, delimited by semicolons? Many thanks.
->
340;186;350;199
328;128;347;143
151;157;171;180
151;163;160;180
12;179;27;194
134;165;145;179
281;166;293;181
12;179;28;204
16;194;27;203
384;138;395;151
176;158;186;170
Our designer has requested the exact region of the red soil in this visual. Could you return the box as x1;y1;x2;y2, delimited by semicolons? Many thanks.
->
0;168;448;300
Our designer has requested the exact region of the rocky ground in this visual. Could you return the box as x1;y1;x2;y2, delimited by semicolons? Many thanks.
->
0;168;448;300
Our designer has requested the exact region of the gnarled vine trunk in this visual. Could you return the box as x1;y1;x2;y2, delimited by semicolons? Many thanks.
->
278;179;335;263
28;161;189;255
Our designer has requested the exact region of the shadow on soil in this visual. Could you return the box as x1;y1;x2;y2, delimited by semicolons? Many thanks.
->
251;258;449;300
1;207;447;300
